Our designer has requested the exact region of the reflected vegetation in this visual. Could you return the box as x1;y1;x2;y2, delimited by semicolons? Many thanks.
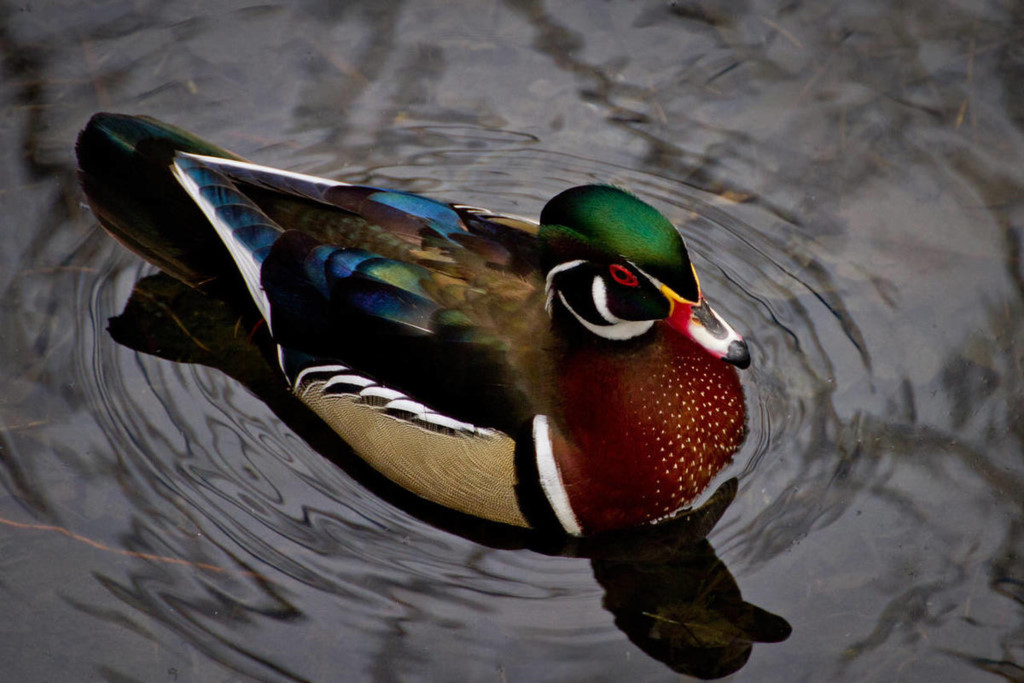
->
0;0;1022;680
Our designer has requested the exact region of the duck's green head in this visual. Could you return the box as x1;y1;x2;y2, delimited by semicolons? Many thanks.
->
539;185;749;367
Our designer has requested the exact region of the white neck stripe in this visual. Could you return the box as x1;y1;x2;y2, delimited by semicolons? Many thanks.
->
533;415;582;536
556;291;654;340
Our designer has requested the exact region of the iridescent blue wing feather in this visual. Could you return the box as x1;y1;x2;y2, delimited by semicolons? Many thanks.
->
258;230;440;352
189;153;540;274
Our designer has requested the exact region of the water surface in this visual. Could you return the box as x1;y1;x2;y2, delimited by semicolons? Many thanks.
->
1;1;1022;680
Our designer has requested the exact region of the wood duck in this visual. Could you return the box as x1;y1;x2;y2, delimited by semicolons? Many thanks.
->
77;113;751;537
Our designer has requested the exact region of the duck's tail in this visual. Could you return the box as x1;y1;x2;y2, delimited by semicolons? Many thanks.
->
76;113;246;286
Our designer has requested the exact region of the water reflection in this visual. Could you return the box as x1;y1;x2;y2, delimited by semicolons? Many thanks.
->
589;527;791;678
2;0;1023;679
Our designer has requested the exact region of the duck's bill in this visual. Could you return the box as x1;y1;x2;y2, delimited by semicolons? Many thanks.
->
661;286;751;368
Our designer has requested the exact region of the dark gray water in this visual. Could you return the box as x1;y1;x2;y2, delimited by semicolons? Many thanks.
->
2;1;1022;680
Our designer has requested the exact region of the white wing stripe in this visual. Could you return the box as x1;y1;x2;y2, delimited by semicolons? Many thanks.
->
417;412;477;432
294;363;350;388
359;386;407;402
178;153;351;200
296;365;491;436
170;157;274;329
324;374;376;392
384;398;429;419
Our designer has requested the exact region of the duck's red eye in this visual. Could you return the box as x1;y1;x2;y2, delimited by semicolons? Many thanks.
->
609;263;639;287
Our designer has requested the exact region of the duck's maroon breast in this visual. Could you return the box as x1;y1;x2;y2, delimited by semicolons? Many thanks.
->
551;324;747;534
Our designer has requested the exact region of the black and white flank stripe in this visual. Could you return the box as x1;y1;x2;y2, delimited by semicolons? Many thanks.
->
291;363;496;437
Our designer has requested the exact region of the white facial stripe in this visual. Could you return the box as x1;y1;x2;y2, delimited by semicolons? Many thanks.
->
556;291;654;340
545;259;588;287
545;259;587;313
545;260;585;313
548;259;657;340
632;260;702;305
590;275;623;324
629;260;664;290
533;415;582;536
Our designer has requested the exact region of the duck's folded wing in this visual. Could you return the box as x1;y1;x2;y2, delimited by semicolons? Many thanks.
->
167;152;541;433
168;153;541;528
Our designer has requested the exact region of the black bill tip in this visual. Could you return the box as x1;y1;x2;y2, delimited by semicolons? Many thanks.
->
724;339;751;369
